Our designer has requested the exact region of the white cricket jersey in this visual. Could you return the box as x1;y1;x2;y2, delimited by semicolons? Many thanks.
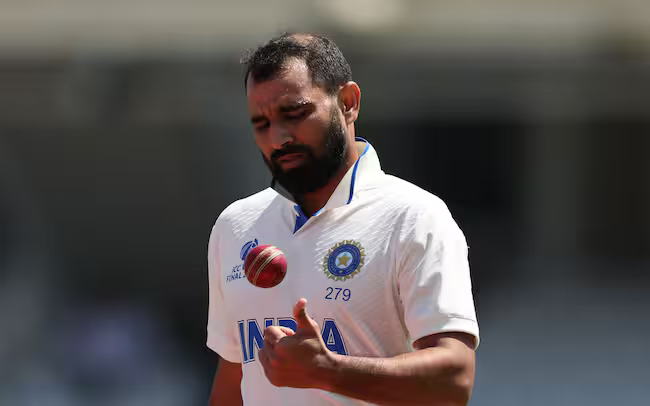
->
207;139;479;406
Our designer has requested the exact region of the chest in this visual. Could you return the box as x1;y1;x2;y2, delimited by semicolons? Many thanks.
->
218;208;399;323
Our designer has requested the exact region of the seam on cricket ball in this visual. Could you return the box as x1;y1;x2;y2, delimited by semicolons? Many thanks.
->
252;248;283;287
247;245;276;276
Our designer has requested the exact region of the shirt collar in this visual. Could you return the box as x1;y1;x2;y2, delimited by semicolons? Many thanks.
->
272;138;382;226
321;137;379;210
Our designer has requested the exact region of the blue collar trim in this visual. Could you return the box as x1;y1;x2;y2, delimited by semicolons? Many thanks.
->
293;205;309;233
347;138;370;204
292;137;369;234
293;204;323;234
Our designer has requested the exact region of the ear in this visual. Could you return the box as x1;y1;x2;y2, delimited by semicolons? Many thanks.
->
338;81;361;125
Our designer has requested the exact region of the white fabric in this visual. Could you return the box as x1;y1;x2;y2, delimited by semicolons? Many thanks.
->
206;140;479;405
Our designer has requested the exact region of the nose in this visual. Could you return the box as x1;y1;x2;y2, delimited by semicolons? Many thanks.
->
269;124;293;150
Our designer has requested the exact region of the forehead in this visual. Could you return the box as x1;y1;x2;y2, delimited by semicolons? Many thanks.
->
246;59;327;112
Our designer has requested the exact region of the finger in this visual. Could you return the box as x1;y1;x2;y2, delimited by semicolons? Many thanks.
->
260;344;280;371
293;298;308;323
293;298;318;333
259;347;280;386
278;326;296;336
264;334;276;351
259;347;270;371
264;326;287;347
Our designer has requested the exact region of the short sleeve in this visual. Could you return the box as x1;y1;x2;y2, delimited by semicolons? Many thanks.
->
206;223;241;362
397;200;480;349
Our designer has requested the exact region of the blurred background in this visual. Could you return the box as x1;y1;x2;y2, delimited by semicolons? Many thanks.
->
0;0;649;405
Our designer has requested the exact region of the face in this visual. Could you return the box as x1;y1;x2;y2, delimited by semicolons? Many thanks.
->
247;59;347;197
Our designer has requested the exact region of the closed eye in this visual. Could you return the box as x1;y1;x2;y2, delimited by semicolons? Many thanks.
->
286;109;308;120
253;121;269;131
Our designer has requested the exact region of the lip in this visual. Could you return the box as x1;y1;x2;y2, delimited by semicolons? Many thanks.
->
276;152;306;169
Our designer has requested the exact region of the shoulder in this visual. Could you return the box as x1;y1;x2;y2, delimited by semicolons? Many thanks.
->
367;174;452;219
367;176;469;269
363;174;464;244
212;188;281;235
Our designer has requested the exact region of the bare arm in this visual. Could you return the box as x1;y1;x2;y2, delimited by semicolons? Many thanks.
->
318;332;475;406
260;299;476;406
209;356;243;406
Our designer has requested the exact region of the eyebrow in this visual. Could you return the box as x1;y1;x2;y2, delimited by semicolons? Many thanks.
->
279;100;311;113
250;115;267;125
250;100;312;124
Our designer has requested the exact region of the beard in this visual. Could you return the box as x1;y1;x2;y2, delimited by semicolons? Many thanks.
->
263;109;347;198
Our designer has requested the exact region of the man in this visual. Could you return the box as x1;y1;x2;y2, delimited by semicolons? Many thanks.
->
207;33;479;406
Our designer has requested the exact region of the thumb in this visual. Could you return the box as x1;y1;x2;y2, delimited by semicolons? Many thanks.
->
293;298;318;333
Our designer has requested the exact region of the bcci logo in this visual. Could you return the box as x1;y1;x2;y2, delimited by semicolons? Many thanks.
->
323;240;365;281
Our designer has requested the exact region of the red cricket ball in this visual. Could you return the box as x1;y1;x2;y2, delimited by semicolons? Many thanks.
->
244;245;287;288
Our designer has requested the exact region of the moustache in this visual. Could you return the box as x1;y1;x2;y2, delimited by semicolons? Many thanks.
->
270;145;313;163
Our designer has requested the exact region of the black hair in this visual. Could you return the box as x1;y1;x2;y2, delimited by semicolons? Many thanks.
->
241;33;352;95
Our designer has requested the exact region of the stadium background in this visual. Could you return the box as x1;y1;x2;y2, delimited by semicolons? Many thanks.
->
0;1;648;405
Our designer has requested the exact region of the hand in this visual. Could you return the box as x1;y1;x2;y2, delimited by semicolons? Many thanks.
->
259;298;334;389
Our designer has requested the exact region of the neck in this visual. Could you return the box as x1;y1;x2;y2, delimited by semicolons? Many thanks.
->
296;139;359;217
